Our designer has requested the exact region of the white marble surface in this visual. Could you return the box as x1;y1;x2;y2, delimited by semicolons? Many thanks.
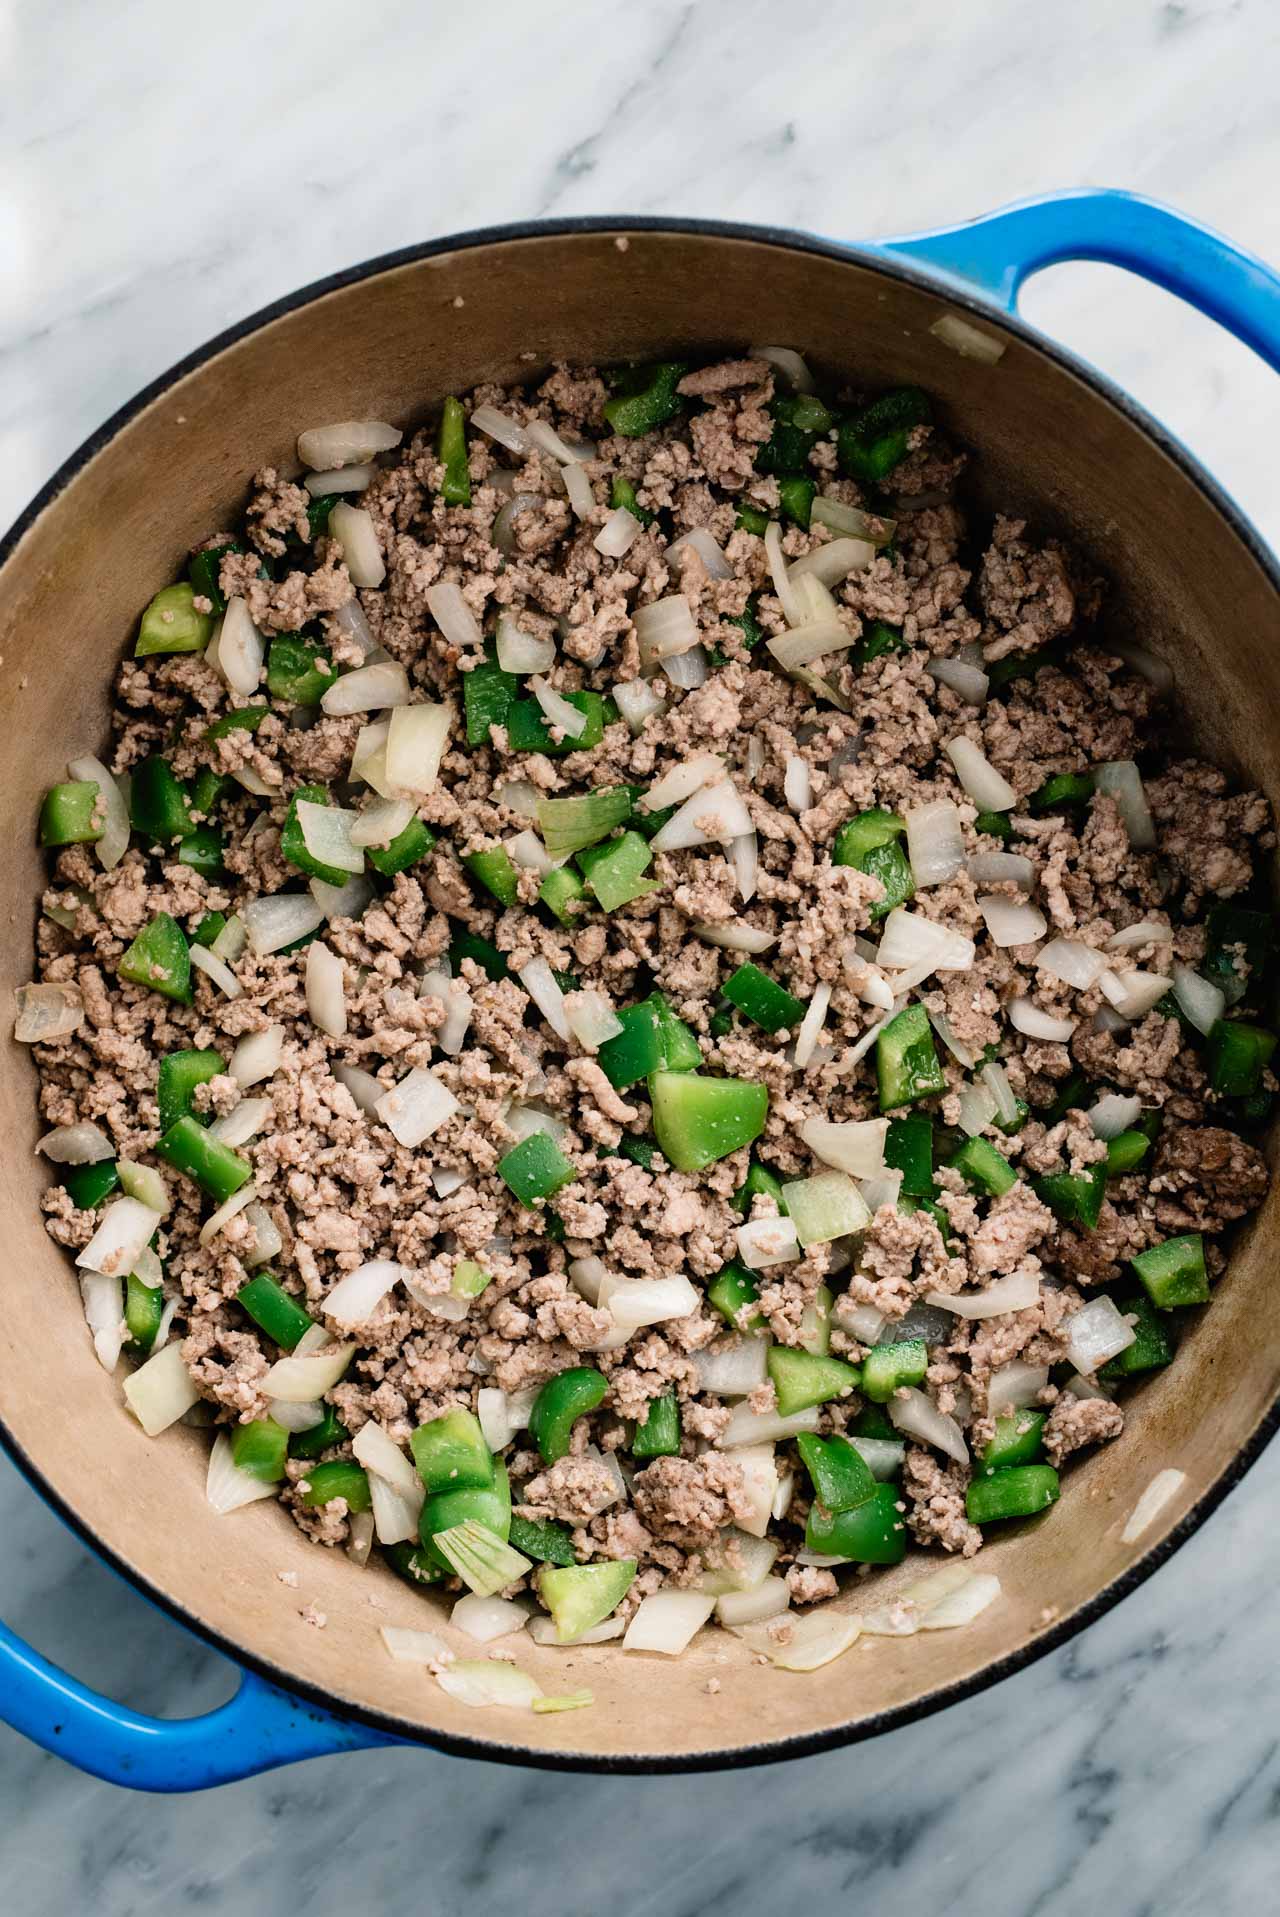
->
3;0;1280;1908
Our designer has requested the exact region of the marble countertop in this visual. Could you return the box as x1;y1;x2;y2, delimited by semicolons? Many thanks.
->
4;0;1279;1909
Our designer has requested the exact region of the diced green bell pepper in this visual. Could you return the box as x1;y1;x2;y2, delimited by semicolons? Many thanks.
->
981;1409;1046;1469
299;1460;372;1512
732;1161;787;1216
1035;1161;1107;1230
755;393;833;475
156;1114;252;1205
281;785;351;888
367;817;435;877
135;583;213;658
187;767;228;818
464;657;518;746
1131;1232;1209;1308
948;1135;1018;1199
232;1418;290;1483
537;786;633;857
507;691;608;756
735;502;769;536
410;1408;495;1495
537;1559;637;1641
62;1160;121;1210
729;594;766;651
119;912;192;1003
507;1513;577;1566
449;925;509;981
187;543;240;618
633;1394;681;1458
130;757;194;843
877;1002;945;1112
884;1115;934;1197
420;1458;512;1567
237;1271;315;1350
156;1048;223;1134
836;387;930;484
267;634;339;704
649;1070;768;1172
437;396;472;507
529;1368;609;1464
125;1268;164;1351
1202;903;1275;1005
1029;771;1095;812
598;1000;672;1091
39;781;102;847
721;963;806;1034
498;1131;576;1207
805;1482;906;1564
289;1405;350;1460
767;1346;860;1417
993;1094;1030;1137
1043;1072;1090;1124
852;620;906;670
1207;1019;1277;1097
177;825;225;879
539;864;589;925
205;705;269;744
603;362;687;437
796;1432;877;1513
974;808;1012;841
707;1261;765;1331
577;831;659;911
778;474;815;529
609;475;654;526
798;1284;833;1357
1106;1130;1150;1177
966;1464;1060;1525
464;846;519;908
1100;1294;1174;1378
384;1540;446;1586
860;1339;927;1403
649;992;702;1070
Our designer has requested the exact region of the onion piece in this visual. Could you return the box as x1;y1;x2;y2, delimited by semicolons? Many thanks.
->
526;1615;625;1648
376;1067;460;1148
217;597;264;696
929;313;1007;363
877;907;974;975
734;1607;862;1672
1107;918;1172;952
324;1260;408;1328
812;498;895;544
634;595;700;664
1172;962;1225;1036
297;801;364;877
979;895;1048;948
605;1274;699;1331
612;679;666;735
490;493;540;557
623;1590;716;1656
304;463;374;496
261;1340;354;1402
905;800;964;887
471;405;531;455
419;971;473;1055
987;1361;1050;1416
1121;1467;1188;1544
80;1271;125;1371
650;780;752;853
436;1661;541;1710
1008;996;1076;1042
516;956;571;1043
767;618;857;670
793;982;832;1069
229;1025;284;1088
694;1338;769;1397
718;1404;821;1448
789;537;876;587
783;755;812;816
206;1432;277;1515
333;1062;384;1114
663;643;709;690
564;988;623;1052
1063;1296;1136;1374
852;1436;907;1481
329;502;384;588
836;1298;887;1343
694;920;776;955
1037;938;1107;990
297;419;401;469
749;345;815;391
379;1625;453;1665
496;617;555;674
123;1341;199;1435
957;1080;998;1138
716;1579;791;1628
190;944;242;999
562;461;594;518
385;702;453;795
1103;638;1174;694
1094;760;1157;851
302;941;345;1039
666;527;733;581
38;1120;113;1165
1087;1092;1144;1140
76;1197;163;1280
967;851;1035;889
530;676;588;740
349;797;415;851
644;751;724;813
452;1594;529;1644
346;1509;376;1566
735;1216;801;1269
67;754;130;870
980;1061;1020;1130
930;656;990;705
320;660;411;716
14;981;84;1042
1099;968;1173;1020
764;520;803;627
593;506;642;558
196;1177;258;1246
243;894;326;958
888;1388;968;1465
925;1270;1041;1319
945;736;1015;809
782;1171;871;1247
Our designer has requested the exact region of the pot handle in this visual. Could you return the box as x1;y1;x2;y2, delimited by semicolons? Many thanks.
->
0;1615;398;1790
880;187;1280;369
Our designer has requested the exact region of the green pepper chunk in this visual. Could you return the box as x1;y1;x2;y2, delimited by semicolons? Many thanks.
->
1106;1129;1151;1177
237;1271;314;1350
805;1483;906;1564
735;502;768;536
981;1409;1046;1469
796;1432;877;1513
1132;1232;1209;1308
289;1405;350;1460
529;1368;609;1464
832;807;915;920
836;387;931;484
420;1458;512;1567
135;583;213;658
62;1160;121;1210
410;1408;495;1495
205;705;269;743
232;1419;290;1483
506;691;607;755
1207;1019;1277;1097
124;1269;164;1351
778;474;815;529
539;864;589;925
1202;903;1275;1006
993;1094;1030;1137
177;825;225;879
448;925;509;981
299;1460;372;1512
884;1116;934;1196
384;1540;446;1586
187;543;240;618
1100;1293;1175;1378
721;963;807;1035
40;781;102;847
577;831;659;912
974;808;1012;841
464;657;519;746
267;634;339;704
464;846;519;909
731;1161;788;1216
852;620;906;670
603;362;687;437
966;1464;1060;1525
130;757;195;842
1035;1161;1107;1230
877;1002;945;1112
187;768;228;818
609;475;654;526
119;912;192;1003
156;1115;252;1205
1043;1072;1090;1124
649;1070;768;1172
598;996;698;1091
948;1136;1018;1199
156;1048;223;1134
860;1339;927;1403
707;1260;765;1331
649;992;701;1070
537;1559;637;1641
280;785;350;887
507;1513;577;1566
305;494;338;541
367;817;435;878
767;1346;860;1417
728;593;766;651
1029;770;1095;812
498;1131;576;1206
437;396;472;507
852;1402;896;1440
755;393;833;476
633;1394;681;1459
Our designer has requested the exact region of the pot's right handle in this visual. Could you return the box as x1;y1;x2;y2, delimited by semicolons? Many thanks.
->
880;188;1280;371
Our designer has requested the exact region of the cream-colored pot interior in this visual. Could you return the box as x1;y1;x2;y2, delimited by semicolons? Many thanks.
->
1;225;1277;1767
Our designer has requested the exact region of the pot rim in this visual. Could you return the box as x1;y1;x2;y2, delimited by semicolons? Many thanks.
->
3;212;1278;1774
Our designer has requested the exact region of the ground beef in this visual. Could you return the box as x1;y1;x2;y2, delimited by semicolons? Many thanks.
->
1042;1394;1124;1466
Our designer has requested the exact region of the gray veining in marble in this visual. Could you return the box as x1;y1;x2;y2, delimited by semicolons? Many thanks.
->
3;0;1280;1910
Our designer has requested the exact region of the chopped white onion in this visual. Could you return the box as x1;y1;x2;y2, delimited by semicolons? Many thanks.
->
346;1509;376;1566
349;797;415;852
385;702;453;795
14;981;84;1041
925;1270;1041;1319
789;537;876;587
379;1625;453;1665
663;643;709;690
320;660;411;716
206;1432;277;1515
470;405;531;455
262;1341;354;1402
1103;638;1174;693
612;679;666;735
1008;996;1076;1041
302;941;346;1039
905;801;965;887
858;1168;903;1215
716;1579;792;1628
561;461;594;518
333;1062;384;1114
967;851;1035;889
783;754;812;816
930;656;990;705
217;597;264;696
67;754;130;870
1107;919;1171;952
564;988;623;1052
267;1397;323;1433
735;1216;801;1269
877;908;974;975
764;520;804;628
782;1171;871;1247
666;527;733;581
295;801;363;879
517;956;571;1042
957;1080;998;1138
419;971;473;1055
505;1105;569;1147
1087;1092;1144;1140
650;780;753;853
1099;968;1173;1020
229;1024;284;1088
623;1590;716;1656
298;419;401;469
1172;963;1225;1036
530;676;588;740
792;981;832;1070
851;1436;907;1480
477;1387;516;1453
376;1068;460;1148
718;1404;821;1449
929;313;1007;363
76;1197;163;1280
436;1661;542;1710
643;751;724;812
1121;1468;1188;1544
979;895;1047;948
242;894;326;959
749;345;815;391
1037;937;1107;990
452;1594;529;1644
987;1361;1050;1416
1063;1296;1137;1374
980;1061;1020;1129
634;595;700;664
495;616;555;674
812;499;895;544
38;1120;113;1165
304;463;375;496
80;1271;125;1371
733;1607;862;1672
490;493;541;558
593;506;642;558
123;1341;199;1435
605;1273;699;1331
767;618;856;671
945;737;1015;811
526;1615;625;1648
198;1180;259;1248
188;944;241;1000
694;920;776;955
694;1338;769;1397
889;1389;969;1465
696;1529;779;1595
329;502;384;588
1094;760;1157;851
836;1299;887;1343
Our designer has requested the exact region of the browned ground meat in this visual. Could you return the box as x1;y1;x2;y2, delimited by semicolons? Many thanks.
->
26;357;1274;1631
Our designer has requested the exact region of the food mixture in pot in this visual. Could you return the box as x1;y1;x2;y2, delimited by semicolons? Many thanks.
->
21;349;1277;1670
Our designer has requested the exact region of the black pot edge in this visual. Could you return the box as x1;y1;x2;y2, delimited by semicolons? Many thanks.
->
3;211;1279;1779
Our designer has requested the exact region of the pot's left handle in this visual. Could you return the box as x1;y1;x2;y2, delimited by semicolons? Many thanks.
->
0;1616;398;1791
